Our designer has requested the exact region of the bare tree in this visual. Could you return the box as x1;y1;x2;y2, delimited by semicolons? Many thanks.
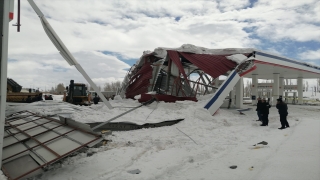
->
104;81;121;91
56;83;65;94
49;87;55;94
243;79;252;97
306;81;309;92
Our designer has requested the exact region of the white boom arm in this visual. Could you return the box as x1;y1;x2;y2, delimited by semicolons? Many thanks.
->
27;0;112;109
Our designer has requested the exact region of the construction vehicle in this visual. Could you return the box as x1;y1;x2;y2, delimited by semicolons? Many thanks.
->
63;80;92;106
6;78;42;103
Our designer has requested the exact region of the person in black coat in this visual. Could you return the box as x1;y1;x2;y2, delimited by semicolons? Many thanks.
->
93;93;100;105
260;99;271;126
256;98;262;121
276;98;289;129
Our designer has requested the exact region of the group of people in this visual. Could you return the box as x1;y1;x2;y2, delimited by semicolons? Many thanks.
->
256;97;290;129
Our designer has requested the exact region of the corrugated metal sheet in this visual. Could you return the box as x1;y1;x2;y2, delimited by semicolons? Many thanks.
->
179;52;237;78
126;62;153;98
2;111;102;180
167;50;189;83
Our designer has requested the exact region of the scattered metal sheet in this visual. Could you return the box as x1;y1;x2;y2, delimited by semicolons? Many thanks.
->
2;111;103;180
87;118;184;132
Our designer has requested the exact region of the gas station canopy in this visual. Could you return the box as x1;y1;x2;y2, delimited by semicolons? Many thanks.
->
243;51;320;79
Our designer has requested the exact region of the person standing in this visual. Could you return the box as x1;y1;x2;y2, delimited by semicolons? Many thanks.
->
93;93;100;105
276;98;289;129
256;98;262;121
260;99;271;126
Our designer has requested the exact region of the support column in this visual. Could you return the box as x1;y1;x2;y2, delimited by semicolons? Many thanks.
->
213;77;219;93
230;88;235;107
272;73;279;105
235;77;243;108
251;74;258;105
0;0;10;166
279;77;284;99
298;77;303;104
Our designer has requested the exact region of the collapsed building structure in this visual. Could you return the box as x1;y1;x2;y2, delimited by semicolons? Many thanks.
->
119;44;255;102
118;44;320;115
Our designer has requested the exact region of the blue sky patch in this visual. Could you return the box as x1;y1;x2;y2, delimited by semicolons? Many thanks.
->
102;51;138;66
248;0;258;8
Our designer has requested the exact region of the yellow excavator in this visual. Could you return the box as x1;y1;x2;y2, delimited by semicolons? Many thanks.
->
63;80;92;106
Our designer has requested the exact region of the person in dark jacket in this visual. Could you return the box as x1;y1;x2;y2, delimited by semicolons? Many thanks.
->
256;98;262;121
93;93;100;105
260;99;271;126
276;98;289;129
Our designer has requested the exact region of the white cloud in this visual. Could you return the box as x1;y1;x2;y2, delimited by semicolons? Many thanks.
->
6;0;320;91
7;51;130;90
299;49;320;60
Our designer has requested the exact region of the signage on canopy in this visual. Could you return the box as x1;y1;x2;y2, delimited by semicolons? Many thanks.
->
257;83;297;90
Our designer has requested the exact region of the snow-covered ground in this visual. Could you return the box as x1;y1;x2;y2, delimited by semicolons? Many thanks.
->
2;94;320;180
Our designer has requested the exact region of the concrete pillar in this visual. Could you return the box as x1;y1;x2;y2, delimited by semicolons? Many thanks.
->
298;77;303;104
0;0;11;166
279;77;284;98
272;73;279;105
235;77;243;108
251;74;258;105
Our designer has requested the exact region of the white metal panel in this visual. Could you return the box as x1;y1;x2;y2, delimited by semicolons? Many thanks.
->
26;131;60;147
3;136;19;147
67;131;96;144
2;143;28;160
3;155;44;180
8;119;28;125
42;121;61;129
2;112;103;180
25;126;50;136
204;70;240;115
45;137;81;155
53;125;74;134
12;133;28;141
17;122;40;131
33;147;57;163
29;151;46;165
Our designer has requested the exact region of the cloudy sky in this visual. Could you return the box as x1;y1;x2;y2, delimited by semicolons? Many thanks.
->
7;0;320;91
